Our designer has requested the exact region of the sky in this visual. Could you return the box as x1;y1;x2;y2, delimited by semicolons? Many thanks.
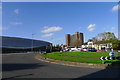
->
1;2;119;45
1;0;120;2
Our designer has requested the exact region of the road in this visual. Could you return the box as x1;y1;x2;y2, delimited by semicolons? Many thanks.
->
2;53;120;79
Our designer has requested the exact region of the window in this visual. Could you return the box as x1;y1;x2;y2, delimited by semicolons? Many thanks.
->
88;43;92;45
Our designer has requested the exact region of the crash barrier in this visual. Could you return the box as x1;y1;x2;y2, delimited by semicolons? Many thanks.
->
100;56;120;64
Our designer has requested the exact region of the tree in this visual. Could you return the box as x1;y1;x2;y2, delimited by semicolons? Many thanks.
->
52;44;62;51
91;32;119;50
96;32;116;41
88;39;93;42
109;39;120;50
92;32;117;44
92;37;98;42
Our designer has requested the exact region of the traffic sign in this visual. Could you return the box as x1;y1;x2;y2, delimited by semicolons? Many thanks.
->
100;56;120;60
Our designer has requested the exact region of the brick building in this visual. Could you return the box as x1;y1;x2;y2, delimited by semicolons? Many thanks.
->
66;32;84;47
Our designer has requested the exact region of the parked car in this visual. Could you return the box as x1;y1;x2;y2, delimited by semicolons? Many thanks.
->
97;50;106;52
70;47;81;52
69;50;77;52
118;50;120;53
77;50;87;52
87;48;97;52
82;48;87;51
60;49;69;52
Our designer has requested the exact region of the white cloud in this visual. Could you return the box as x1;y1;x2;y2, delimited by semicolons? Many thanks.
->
41;33;54;37
43;26;49;29
87;24;96;31
10;22;22;25
41;26;63;33
14;9;19;14
112;5;119;11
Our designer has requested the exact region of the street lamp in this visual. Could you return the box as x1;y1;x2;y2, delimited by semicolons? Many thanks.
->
50;38;54;52
31;33;35;53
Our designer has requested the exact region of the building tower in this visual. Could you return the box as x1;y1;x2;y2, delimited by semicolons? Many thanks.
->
66;34;70;47
66;32;84;47
79;33;84;46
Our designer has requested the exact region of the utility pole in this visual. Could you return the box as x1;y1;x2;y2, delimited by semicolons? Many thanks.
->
31;33;35;53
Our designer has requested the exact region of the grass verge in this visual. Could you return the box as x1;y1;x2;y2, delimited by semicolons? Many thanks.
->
42;52;120;63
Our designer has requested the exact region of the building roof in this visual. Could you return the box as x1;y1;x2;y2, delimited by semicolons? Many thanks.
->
0;36;52;49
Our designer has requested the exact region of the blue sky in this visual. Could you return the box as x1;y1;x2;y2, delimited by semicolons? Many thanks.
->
1;2;118;45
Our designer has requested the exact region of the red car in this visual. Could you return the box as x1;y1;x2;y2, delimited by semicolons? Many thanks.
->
77;50;87;52
97;50;106;52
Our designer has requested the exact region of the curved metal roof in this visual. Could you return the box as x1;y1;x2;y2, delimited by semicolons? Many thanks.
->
1;36;52;49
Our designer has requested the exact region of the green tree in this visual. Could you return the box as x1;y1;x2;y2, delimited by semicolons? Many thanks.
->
92;37;98;42
96;32;116;41
109;39;120;50
92;32;119;50
88;39;93;42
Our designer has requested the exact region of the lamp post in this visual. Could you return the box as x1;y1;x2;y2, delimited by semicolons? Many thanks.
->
50;38;53;52
31;33;35;53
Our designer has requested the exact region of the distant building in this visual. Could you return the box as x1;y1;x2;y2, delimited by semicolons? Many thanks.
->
1;36;52;53
81;41;113;51
66;32;84;47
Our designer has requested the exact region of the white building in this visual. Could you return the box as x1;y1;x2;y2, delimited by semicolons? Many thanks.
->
82;41;112;51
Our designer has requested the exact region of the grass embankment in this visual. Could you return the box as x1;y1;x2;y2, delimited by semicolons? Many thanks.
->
42;52;120;63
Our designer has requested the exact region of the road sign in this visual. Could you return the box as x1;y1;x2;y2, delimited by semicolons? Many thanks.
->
109;52;114;57
100;56;120;60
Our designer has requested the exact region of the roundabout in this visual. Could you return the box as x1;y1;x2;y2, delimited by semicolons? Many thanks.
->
36;52;120;69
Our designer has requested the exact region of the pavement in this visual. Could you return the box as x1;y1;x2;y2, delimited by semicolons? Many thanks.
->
2;53;120;79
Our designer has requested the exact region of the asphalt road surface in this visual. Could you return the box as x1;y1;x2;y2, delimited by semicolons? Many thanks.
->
2;53;120;79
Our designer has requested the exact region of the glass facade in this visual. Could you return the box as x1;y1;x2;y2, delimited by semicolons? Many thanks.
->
1;36;52;53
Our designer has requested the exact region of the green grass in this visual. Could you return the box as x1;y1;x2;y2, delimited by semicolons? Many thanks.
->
42;52;120;63
59;52;119;57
